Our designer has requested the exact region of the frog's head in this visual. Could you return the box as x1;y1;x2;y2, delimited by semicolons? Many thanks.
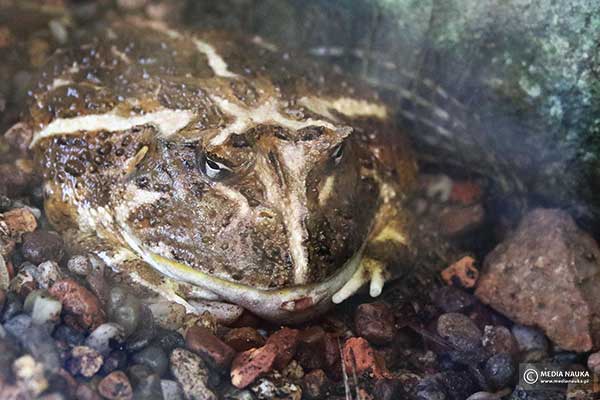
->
119;120;380;320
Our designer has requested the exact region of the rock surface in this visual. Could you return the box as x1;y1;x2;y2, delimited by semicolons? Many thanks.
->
476;208;600;351
170;348;216;400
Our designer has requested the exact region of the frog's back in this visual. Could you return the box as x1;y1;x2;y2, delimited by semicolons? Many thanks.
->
29;17;416;233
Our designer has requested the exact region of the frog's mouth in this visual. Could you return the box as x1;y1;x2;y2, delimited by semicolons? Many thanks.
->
120;228;368;322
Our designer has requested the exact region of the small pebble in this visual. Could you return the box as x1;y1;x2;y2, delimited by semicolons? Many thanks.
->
481;325;518;356
265;327;300;370
223;327;265;352
230;343;277;389
67;346;104;378
132;373;163;400
437;313;482;352
9;269;36;297
154;328;185;352
53;324;85;346
98;371;133;400
1;207;37;236
85;323;125;356
185;325;235;370
296;326;326;370
432;286;476;313
126;363;153;386
75;383;101;400
126;304;155;351
49;279;106;330
4;313;32;338
21;324;61;373
170;348;216;400
31;294;62;325
161;379;183;400
301;369;328;399
34;261;63;289
342;337;388;379
148;301;186;330
21;231;64;264
587;351;600;374
511;325;548;353
13;355;48;397
111;295;142;337
102;351;128;375
484;353;515;389
24;289;48;313
67;255;92;276
132;345;168;376
416;376;447;400
354;302;396;345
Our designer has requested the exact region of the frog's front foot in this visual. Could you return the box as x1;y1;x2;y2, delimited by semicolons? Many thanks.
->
332;257;387;304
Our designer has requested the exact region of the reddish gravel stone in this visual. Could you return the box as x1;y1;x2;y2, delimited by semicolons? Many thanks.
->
476;209;600;351
442;256;479;289
296;326;327;370
49;279;106;330
355;302;396;345
230;343;277;389
223;327;265;352
185;325;235;369
342;337;389;379
98;371;132;400
265;327;300;370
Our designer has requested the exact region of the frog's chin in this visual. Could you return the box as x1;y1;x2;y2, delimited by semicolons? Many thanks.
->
120;229;365;323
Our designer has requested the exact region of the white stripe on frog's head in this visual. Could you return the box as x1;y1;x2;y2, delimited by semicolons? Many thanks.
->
30;108;194;147
207;96;338;146
193;40;239;79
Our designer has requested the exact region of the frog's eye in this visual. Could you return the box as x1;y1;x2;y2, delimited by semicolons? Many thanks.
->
331;143;344;165
200;153;233;181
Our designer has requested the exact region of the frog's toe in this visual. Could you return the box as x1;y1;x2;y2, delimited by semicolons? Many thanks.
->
332;258;386;304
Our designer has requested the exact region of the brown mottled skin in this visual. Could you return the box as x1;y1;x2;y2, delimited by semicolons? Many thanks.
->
25;17;418;322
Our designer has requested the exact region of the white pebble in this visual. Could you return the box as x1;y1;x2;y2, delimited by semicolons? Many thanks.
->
31;296;62;325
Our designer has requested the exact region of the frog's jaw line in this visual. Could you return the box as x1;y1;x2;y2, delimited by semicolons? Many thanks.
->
119;228;364;321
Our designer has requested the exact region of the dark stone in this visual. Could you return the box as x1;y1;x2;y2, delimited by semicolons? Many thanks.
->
484;353;515;389
432;286;477;313
132;346;168;377
354;302;396;345
21;231;64;264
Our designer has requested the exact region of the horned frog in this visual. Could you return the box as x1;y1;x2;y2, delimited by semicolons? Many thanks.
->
26;18;418;322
